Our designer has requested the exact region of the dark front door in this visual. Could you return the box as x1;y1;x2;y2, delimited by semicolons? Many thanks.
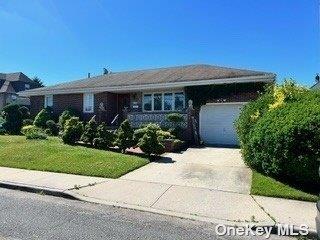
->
117;94;130;123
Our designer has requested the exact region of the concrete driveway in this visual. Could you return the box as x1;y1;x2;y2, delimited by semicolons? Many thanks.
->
121;147;252;194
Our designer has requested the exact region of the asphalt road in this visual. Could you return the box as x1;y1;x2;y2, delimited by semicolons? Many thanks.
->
0;188;292;240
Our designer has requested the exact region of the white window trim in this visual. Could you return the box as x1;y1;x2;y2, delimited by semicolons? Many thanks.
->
83;93;94;113
44;95;53;108
142;91;185;112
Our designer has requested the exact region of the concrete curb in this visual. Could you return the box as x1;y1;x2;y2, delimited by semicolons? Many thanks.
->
65;190;274;227
0;181;77;200
0;181;317;238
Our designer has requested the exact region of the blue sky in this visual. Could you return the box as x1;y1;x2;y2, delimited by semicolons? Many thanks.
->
0;0;319;87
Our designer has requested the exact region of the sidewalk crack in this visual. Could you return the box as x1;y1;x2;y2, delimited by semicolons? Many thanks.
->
250;195;276;224
150;185;172;207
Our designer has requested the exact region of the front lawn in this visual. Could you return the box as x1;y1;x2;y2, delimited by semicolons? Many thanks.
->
0;136;149;178
251;171;319;202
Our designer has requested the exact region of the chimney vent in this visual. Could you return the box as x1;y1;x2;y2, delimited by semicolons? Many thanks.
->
103;68;108;75
316;73;320;83
88;73;91;78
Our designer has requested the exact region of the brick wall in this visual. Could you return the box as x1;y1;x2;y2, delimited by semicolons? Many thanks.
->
30;96;44;117
30;92;118;123
52;93;83;118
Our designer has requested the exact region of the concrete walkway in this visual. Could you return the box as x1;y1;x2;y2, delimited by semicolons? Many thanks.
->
122;147;252;194
0;167;317;231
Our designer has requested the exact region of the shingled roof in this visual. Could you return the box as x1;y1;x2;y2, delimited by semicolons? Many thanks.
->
0;72;34;83
20;64;275;96
0;72;34;94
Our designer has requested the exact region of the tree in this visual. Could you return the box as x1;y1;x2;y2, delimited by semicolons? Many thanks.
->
1;104;23;134
114;119;134;153
93;123;116;149
32;76;44;88
81;116;98;145
58;108;78;131
33;108;53;128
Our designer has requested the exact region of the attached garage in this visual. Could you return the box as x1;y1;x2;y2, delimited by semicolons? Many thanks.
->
199;103;245;146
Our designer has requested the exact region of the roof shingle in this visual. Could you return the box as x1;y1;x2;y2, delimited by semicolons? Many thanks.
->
20;64;274;96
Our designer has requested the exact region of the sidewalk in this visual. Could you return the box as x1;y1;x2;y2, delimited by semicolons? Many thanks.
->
0;167;317;232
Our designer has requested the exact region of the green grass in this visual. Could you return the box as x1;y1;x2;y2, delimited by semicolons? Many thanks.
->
251;171;319;202
0;135;149;178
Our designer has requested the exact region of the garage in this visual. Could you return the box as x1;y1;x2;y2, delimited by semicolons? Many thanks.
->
199;103;245;146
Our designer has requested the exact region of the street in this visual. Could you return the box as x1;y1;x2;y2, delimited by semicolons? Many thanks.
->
0;188;292;240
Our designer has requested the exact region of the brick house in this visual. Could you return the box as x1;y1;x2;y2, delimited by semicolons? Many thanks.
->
0;72;36;110
19;64;275;145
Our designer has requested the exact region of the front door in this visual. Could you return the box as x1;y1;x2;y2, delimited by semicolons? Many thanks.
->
117;94;130;123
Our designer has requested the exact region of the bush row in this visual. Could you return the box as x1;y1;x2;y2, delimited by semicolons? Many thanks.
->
61;116;177;157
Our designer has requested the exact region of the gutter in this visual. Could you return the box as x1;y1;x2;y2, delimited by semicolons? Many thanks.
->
19;74;276;97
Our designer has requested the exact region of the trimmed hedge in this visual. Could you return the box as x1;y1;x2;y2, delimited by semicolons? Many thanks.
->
247;102;320;185
236;81;320;187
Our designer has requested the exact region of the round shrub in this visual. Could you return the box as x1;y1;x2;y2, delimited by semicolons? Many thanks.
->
133;124;173;146
166;113;184;123
61;117;84;145
166;113;185;139
138;124;165;157
21;125;47;140
45;120;59;136
34;108;53;128
247;102;320;186
2;104;23;134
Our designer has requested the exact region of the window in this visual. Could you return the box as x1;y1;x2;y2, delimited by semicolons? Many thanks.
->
83;93;94;113
25;84;30;90
143;94;152;111
44;95;53;108
142;91;185;111
153;93;162;111
174;92;185;111
164;93;173;111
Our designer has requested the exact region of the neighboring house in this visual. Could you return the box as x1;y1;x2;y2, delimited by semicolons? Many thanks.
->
0;72;36;109
20;64;275;145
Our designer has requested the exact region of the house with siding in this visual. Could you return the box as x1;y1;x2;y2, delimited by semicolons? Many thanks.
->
19;64;275;145
0;72;36;109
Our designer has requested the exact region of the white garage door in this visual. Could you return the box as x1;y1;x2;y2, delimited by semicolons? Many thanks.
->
199;103;244;146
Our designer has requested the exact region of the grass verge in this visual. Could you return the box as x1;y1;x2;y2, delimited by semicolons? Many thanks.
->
0;136;149;178
251;171;319;202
